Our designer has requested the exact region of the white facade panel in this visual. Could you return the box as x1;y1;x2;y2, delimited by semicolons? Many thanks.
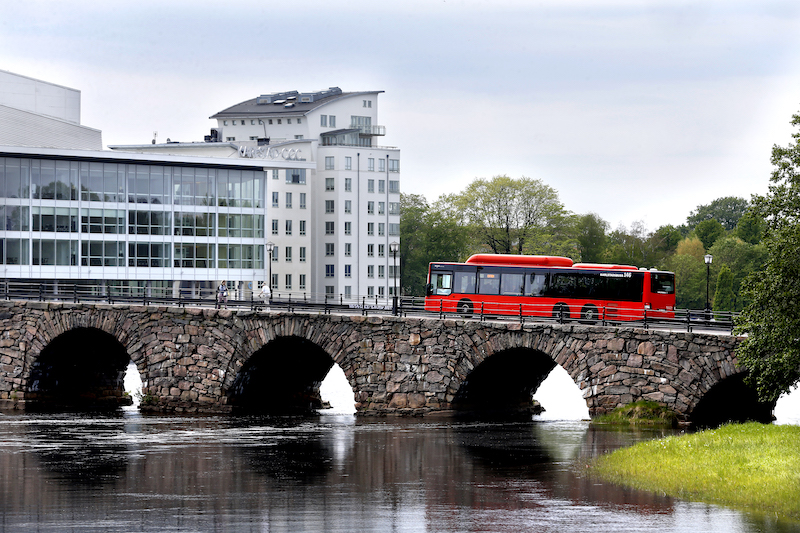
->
0;104;102;150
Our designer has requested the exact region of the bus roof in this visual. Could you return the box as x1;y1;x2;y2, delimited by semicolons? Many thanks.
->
465;254;574;268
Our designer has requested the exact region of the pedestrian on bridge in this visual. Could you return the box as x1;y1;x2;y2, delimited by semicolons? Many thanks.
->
217;281;228;309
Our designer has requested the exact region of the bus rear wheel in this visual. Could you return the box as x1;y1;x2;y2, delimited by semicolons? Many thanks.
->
458;299;473;318
581;305;599;323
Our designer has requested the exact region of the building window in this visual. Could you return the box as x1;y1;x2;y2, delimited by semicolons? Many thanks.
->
345;178;352;192
389;223;400;236
389;180;400;193
368;265;374;278
268;119;273;124
285;192;292;208
325;157;335;170
226;137;235;142
368;158;375;172
297;118;302;124
390;265;399;279
368;179;375;193
272;247;279;261
367;244;374;257
325;221;334;234
378;244;385;257
287;169;306;184
273;169;279;180
367;201;374;215
326;243;334;256
344;221;351;235
389;160;400;172
285;274;292;289
325;200;334;213
326;265;334;277
285;246;292;262
389;202;400;215
367;223;374;236
223;120;228;126
330;116;336;128
378;223;385;236
299;220;306;235
272;191;279;208
345;243;351;256
345;200;352;214
325;177;335;191
345;156;352;170
277;119;282;124
367;286;375;296
287;119;291;124
300;193;306;209
272;219;279;235
300;247;306;262
378;286;385;297
271;273;278;289
345;265;352;278
378;202;385;215
285;219;292;235
379;159;385;172
344;285;351;298
379;180;385;193
321;115;327;127
299;274;306;290
379;265;385;278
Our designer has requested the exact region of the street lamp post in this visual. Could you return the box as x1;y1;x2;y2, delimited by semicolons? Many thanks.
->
266;241;275;299
390;241;399;315
704;254;713;320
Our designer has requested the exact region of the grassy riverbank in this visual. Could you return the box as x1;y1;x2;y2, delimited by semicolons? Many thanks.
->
590;423;800;520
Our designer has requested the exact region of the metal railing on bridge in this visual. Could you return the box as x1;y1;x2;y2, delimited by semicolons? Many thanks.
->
0;279;738;334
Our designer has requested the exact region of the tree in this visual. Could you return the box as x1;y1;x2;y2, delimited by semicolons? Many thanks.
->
575;213;608;263
694;218;726;250
686;196;749;230
736;110;800;401
713;265;735;314
399;193;470;296
666;236;708;309
707;235;767;311
735;210;765;244
453;176;566;255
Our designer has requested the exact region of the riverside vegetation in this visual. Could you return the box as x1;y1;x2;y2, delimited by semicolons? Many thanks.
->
590;422;800;520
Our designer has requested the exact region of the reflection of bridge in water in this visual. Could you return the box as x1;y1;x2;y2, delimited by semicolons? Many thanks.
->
0;300;773;426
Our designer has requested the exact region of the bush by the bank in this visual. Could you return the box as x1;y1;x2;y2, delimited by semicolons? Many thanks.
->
592;400;678;427
590;423;800;520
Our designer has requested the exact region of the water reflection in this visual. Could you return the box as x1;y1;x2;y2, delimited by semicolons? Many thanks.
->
0;412;797;533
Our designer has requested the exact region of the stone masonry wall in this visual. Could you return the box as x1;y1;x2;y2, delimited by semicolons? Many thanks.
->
0;301;742;418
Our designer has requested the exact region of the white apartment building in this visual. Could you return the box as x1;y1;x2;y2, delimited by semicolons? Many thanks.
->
116;87;402;303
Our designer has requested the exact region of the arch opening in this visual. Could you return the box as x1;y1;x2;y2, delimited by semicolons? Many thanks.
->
453;348;556;415
689;373;776;428
28;327;133;411
533;365;590;420
228;336;334;414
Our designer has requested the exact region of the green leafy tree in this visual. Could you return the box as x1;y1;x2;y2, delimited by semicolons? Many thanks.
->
707;235;767;311
666;236;708;309
713;265;735;314
453;175;566;255
399;192;470;296
575;213;609;263
735;210;765;244
694;218;726;250
736;110;800;401
687;196;749;230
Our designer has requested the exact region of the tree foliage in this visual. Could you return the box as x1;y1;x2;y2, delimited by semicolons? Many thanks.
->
453;175;566;255
736;111;800;401
667;237;708;309
694;218;726;250
686;196;749;230
576;213;609;263
399;193;470;296
713;265;735;313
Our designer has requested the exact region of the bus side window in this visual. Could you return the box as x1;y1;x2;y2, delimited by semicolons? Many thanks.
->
526;273;546;296
455;271;476;294
501;273;524;296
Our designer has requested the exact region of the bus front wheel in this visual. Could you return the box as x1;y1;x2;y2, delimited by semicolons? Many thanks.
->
552;303;569;322
458;299;473;317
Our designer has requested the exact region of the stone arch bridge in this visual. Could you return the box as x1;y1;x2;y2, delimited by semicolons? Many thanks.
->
0;301;772;425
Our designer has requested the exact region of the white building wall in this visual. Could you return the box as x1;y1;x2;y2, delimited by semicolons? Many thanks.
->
0;104;102;150
0;69;81;124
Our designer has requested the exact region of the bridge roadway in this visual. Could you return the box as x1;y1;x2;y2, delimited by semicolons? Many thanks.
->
0;300;773;425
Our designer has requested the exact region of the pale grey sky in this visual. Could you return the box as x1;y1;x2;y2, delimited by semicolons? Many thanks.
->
3;0;800;231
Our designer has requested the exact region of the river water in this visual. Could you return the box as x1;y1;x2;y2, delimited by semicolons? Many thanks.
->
0;367;798;532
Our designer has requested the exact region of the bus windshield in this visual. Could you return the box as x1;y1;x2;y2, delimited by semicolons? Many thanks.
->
430;271;453;296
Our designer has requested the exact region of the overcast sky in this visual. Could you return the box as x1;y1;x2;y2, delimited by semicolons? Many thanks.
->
3;0;800;232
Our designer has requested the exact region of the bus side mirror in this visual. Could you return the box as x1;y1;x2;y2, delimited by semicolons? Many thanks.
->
425;283;433;296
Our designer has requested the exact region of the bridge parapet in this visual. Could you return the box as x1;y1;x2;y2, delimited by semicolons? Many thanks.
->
0;300;762;423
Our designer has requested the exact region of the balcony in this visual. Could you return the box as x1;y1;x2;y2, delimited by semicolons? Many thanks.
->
350;124;386;136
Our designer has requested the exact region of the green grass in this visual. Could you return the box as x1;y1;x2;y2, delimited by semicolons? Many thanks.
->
592;400;678;427
590;423;800;520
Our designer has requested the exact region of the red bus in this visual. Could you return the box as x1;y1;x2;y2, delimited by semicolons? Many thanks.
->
424;254;675;321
